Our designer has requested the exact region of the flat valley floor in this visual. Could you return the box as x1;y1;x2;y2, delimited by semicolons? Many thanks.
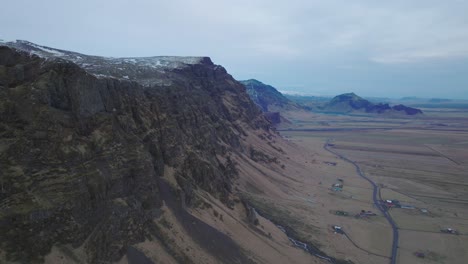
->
276;110;468;264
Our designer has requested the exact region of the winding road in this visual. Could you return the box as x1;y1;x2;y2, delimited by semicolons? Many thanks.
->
324;139;399;264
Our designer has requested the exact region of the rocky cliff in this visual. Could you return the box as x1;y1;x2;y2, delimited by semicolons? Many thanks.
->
0;41;275;263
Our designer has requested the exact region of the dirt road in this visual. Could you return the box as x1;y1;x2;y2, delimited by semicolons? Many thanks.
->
324;139;399;264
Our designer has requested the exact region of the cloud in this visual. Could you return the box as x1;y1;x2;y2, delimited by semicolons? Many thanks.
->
2;0;467;63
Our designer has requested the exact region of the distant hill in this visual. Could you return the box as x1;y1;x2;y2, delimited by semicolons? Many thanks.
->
429;98;452;103
389;97;468;109
323;93;423;115
400;96;420;101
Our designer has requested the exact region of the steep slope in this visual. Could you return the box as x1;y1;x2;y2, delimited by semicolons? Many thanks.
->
323;93;423;115
0;42;281;263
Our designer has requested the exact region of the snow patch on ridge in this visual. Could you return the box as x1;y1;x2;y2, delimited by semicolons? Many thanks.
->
2;40;207;68
2;40;212;85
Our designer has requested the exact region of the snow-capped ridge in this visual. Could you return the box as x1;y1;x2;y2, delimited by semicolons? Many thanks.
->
1;40;213;85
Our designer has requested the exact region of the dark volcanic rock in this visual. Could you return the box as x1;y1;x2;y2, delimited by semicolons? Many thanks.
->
0;42;271;263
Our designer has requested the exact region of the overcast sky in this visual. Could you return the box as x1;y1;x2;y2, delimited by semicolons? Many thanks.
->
2;0;468;99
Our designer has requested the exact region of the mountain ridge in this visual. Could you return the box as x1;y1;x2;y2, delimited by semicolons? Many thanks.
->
3;40;218;87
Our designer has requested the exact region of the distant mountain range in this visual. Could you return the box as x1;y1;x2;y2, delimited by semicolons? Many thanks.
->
240;80;423;117
322;93;423;115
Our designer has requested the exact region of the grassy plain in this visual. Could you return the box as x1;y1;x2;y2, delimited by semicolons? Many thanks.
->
278;109;468;263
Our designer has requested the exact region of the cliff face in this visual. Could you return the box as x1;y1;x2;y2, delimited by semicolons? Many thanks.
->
0;43;271;263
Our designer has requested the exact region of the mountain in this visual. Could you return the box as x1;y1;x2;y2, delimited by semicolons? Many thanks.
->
323;93;423;115
0;41;312;263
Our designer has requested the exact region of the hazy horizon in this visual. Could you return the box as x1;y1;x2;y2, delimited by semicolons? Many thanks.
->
1;0;468;99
